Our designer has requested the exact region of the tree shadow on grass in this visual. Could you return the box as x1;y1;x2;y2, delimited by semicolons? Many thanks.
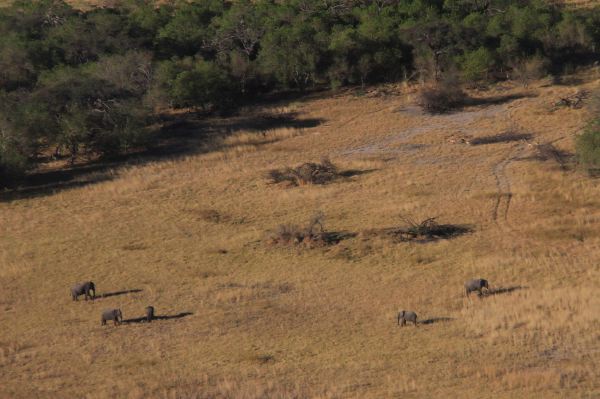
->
1;166;115;202
97;289;143;299
1;112;324;202
419;317;454;325
123;312;193;324
469;132;532;146
467;92;536;107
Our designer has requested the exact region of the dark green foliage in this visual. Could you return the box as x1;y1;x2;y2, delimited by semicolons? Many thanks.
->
0;0;600;180
576;121;600;168
157;0;223;57
156;57;235;111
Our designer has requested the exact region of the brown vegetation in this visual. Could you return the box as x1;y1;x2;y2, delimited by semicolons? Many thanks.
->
267;158;340;186
1;76;600;398
418;81;468;114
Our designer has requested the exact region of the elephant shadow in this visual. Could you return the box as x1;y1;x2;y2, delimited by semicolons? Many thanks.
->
419;317;454;325
482;286;527;297
97;289;143;299
123;312;193;324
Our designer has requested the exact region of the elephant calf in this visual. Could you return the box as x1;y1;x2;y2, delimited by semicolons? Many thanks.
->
465;278;489;297
71;281;96;301
101;309;123;326
397;310;418;327
145;306;154;323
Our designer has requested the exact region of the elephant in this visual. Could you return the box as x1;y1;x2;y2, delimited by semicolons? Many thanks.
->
397;310;418;327
145;306;155;323
101;309;123;326
71;281;96;301
464;279;490;297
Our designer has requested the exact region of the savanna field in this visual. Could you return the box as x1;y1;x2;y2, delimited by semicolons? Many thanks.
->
2;74;600;398
3;0;600;397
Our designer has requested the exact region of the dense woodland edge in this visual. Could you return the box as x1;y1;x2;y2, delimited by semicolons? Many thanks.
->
2;0;600;185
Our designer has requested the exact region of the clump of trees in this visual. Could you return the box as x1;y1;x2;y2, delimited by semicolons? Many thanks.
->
2;0;600;184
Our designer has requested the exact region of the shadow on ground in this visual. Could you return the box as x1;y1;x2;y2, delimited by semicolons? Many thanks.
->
419;317;454;325
363;224;473;244
322;231;358;245
468;92;536;107
339;169;378;178
482;286;527;297
1;111;324;202
470;132;532;145
98;289;143;299
123;312;193;324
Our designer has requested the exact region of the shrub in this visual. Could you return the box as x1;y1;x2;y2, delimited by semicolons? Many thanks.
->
267;212;327;248
510;56;549;87
576;121;600;168
0;145;29;186
267;158;339;186
419;80;467;114
461;47;495;82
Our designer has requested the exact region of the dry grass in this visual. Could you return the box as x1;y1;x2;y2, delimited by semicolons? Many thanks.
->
1;75;600;398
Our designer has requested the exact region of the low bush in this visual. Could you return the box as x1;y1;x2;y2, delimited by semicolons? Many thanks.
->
267;158;339;186
419;81;467;114
266;212;349;248
267;212;325;247
510;56;550;87
576;121;600;168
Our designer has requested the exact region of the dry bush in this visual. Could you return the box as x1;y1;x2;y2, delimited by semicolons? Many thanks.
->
418;81;468;114
554;90;589;109
266;212;350;248
511;57;549;87
362;216;471;243
267;158;339;186
266;212;325;247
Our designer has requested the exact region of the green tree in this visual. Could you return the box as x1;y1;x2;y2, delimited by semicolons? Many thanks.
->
157;0;224;57
157;57;235;111
461;47;495;82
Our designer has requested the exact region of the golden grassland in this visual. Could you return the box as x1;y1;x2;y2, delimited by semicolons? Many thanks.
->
1;74;600;398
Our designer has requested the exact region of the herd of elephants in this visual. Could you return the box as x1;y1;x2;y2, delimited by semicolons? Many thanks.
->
70;278;491;327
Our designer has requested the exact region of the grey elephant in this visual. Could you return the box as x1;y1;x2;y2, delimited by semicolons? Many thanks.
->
145;306;155;323
464;279;489;297
101;309;123;326
397;310;418;327
71;281;96;301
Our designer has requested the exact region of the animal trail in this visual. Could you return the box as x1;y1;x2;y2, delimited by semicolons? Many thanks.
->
491;145;526;226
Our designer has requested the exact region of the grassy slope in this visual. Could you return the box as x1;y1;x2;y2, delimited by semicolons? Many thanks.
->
1;76;600;398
